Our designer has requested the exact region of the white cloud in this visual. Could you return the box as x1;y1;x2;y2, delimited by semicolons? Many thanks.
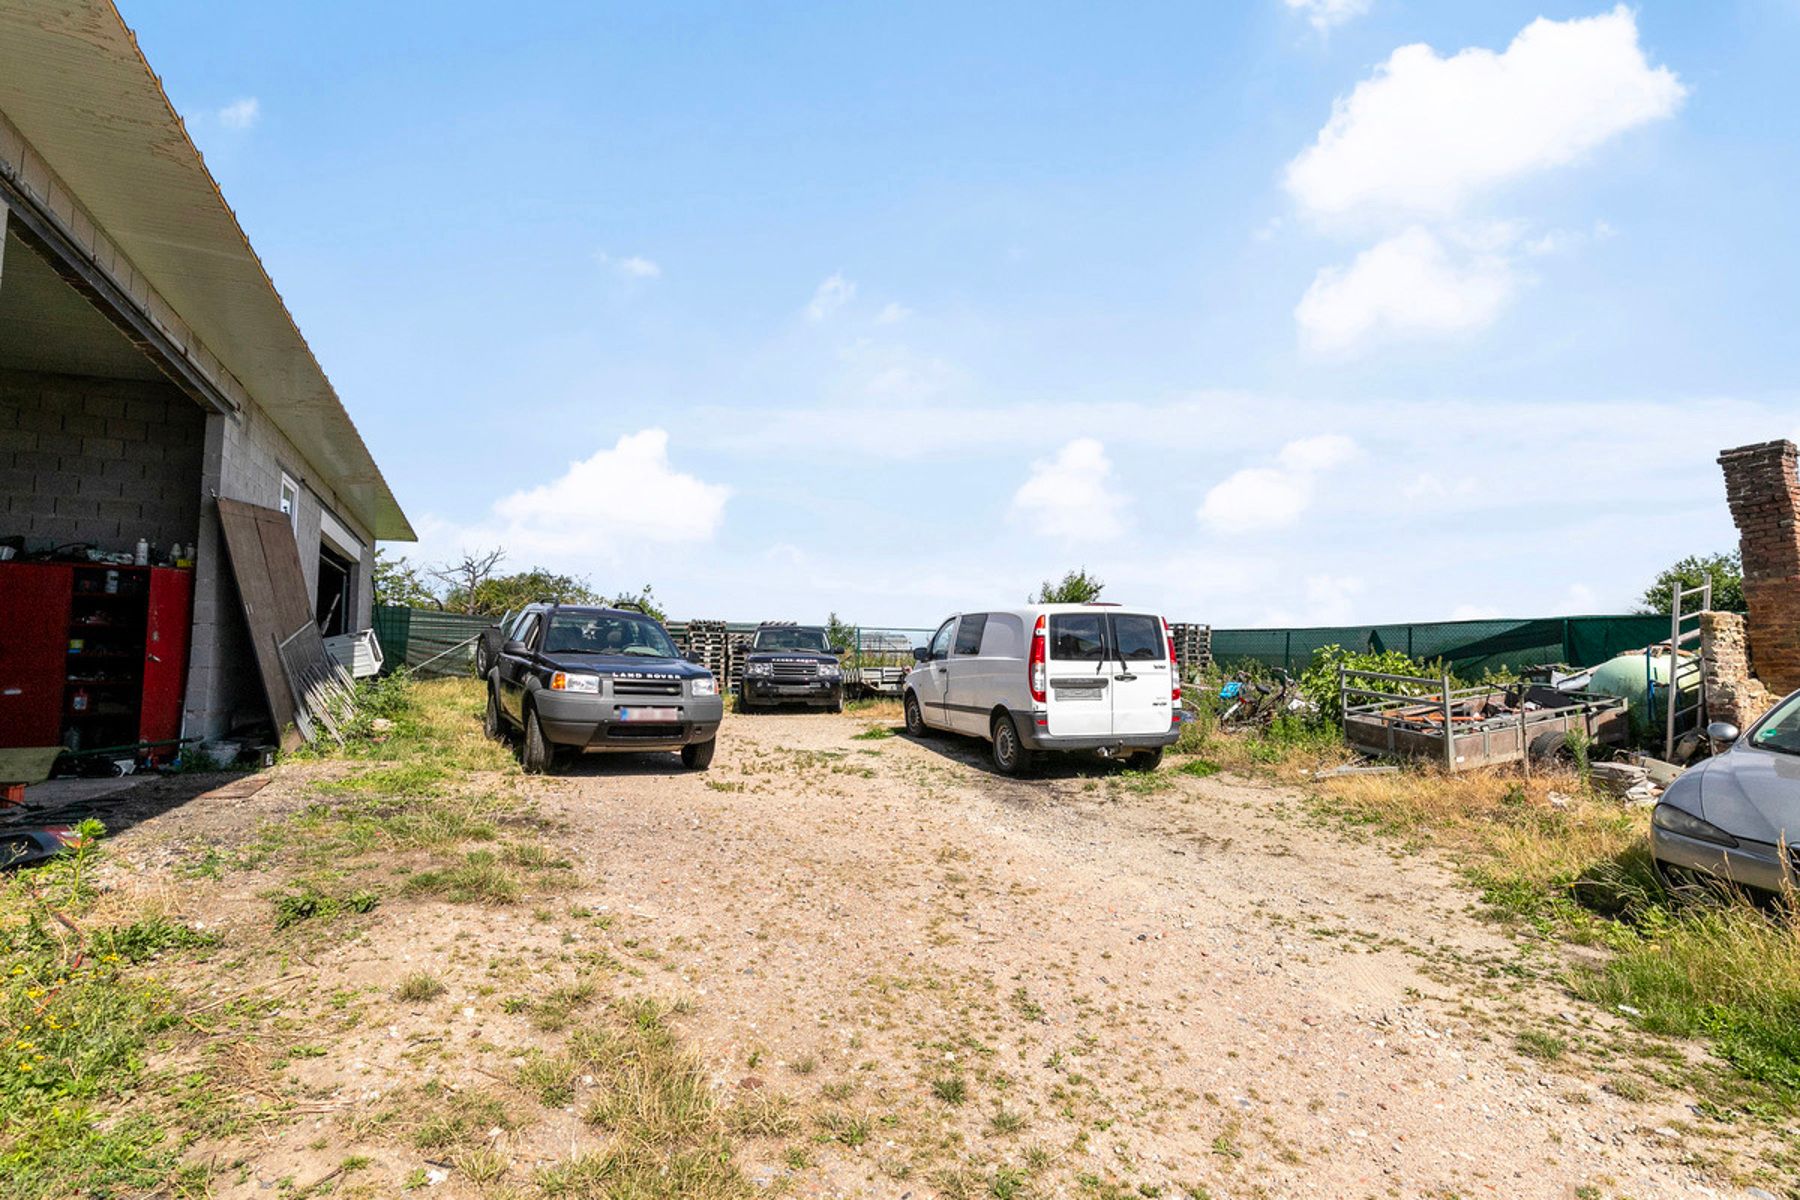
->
805;273;856;321
1010;438;1129;542
596;252;662;280
218;97;260;130
1285;6;1684;221
1295;226;1518;352
1448;603;1503;621
1284;0;1370;33
443;430;729;560
1199;434;1358;533
875;302;912;325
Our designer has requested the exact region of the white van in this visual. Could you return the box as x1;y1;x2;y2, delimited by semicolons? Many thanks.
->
904;604;1181;775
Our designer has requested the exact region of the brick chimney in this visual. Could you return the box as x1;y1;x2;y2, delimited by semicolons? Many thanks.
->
1718;440;1800;694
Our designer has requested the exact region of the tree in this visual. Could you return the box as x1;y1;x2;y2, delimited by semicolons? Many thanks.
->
825;612;857;654
1033;568;1105;605
1636;552;1747;614
373;550;438;609
608;584;666;623
453;568;597;617
430;548;507;615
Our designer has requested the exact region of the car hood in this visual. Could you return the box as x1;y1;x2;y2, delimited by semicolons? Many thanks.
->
1692;746;1800;845
744;650;836;664
538;652;710;679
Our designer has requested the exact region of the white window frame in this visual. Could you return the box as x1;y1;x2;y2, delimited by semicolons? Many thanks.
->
279;472;300;533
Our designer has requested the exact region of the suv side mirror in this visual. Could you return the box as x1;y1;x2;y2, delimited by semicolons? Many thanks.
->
913;646;929;663
831;645;848;656
503;639;527;655
685;651;701;663
1706;721;1740;745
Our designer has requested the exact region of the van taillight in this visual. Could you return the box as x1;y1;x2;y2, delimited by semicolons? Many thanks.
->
1029;614;1047;703
1164;619;1181;704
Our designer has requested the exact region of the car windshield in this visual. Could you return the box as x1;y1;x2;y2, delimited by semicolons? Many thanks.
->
542;612;678;658
1751;692;1800;755
754;627;829;652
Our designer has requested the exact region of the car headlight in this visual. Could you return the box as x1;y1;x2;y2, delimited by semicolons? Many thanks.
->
1652;803;1739;848
691;677;717;696
549;672;600;694
817;662;841;677
747;662;773;677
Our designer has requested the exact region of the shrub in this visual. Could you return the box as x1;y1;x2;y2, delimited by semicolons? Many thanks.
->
1298;644;1453;727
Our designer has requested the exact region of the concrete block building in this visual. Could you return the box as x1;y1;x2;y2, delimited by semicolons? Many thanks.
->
0;1;412;741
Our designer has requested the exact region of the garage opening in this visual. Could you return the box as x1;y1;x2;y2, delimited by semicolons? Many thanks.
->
315;542;354;638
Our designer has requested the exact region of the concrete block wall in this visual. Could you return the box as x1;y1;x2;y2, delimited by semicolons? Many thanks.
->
1718;440;1800;695
183;398;376;740
0;368;203;553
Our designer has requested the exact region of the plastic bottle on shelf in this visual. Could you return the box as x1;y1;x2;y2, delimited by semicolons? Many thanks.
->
134;537;149;566
72;687;90;713
104;569;119;594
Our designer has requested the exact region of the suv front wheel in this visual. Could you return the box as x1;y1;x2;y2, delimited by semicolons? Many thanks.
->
681;738;716;770
484;683;505;741
520;705;555;774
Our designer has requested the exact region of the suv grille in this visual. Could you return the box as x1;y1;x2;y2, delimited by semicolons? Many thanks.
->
771;662;815;680
613;679;682;697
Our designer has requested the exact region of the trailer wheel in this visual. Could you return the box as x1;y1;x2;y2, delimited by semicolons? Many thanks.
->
1528;729;1570;763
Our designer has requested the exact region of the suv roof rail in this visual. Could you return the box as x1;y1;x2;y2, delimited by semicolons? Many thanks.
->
609;600;652;616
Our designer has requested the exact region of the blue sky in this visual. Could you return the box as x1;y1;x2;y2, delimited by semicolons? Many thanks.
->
125;1;1800;629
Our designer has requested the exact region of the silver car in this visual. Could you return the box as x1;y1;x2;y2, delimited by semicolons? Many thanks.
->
1651;688;1800;893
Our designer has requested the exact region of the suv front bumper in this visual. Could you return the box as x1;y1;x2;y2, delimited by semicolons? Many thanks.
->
742;677;843;706
534;690;724;751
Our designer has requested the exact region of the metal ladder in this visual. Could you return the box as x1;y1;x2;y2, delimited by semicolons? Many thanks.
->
1662;579;1711;759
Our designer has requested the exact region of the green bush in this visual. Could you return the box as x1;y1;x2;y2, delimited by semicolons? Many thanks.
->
1297;644;1453;727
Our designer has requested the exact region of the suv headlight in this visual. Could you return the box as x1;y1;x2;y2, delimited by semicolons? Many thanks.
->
691;677;717;696
817;661;841;677
549;672;600;694
747;662;773;677
1652;803;1739;847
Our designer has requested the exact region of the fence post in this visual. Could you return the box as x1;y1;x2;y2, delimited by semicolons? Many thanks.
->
1336;664;1346;731
1441;666;1456;773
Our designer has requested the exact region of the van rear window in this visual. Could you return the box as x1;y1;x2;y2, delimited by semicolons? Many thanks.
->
1114;615;1164;661
1048;614;1106;661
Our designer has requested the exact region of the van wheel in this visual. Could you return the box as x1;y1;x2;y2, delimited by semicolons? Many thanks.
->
682;738;716;770
1131;748;1165;771
904;692;931;737
520;705;555;775
992;713;1034;777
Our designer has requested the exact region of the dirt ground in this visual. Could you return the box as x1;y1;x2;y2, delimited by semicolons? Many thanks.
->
96;705;1739;1199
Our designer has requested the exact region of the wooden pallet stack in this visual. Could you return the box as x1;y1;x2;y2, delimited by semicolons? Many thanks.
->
682;620;731;682
1170;623;1212;677
724;630;752;693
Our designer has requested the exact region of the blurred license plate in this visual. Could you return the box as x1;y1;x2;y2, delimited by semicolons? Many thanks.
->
1054;689;1101;702
619;707;680;722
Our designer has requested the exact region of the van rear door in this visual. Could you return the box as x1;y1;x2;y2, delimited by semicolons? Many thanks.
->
1108;613;1173;737
1044;611;1111;737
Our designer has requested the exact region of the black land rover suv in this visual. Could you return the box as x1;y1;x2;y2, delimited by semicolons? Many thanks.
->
483;604;724;773
738;623;845;712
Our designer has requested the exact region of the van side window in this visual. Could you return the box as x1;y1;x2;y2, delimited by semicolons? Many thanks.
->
511;614;539;650
979;613;1024;658
1113;614;1164;661
954;614;987;656
1048;613;1106;661
928;620;956;661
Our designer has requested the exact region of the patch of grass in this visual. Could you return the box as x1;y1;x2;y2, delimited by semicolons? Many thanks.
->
988;1106;1027;1136
817;1108;870;1148
725;1090;799;1138
271;883;379;929
410;1086;514;1152
394;972;446;1003
931;1075;968;1105
851;726;895;741
1171;758;1220;779
401;850;524;904
1514;1029;1567;1062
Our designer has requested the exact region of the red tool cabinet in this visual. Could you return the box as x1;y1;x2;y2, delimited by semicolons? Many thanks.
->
0;562;193;760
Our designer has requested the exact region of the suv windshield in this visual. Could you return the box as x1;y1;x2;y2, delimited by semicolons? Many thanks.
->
753;627;830;653
542;611;678;658
1751;692;1800;756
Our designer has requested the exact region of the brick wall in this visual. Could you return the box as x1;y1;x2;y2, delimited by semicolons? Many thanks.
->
1699;610;1774;730
1718;440;1800;695
0;368;203;554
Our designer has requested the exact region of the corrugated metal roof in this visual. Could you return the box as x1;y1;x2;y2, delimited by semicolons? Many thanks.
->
0;0;413;540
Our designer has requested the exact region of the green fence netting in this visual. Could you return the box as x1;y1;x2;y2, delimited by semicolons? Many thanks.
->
1208;615;1669;677
372;606;491;678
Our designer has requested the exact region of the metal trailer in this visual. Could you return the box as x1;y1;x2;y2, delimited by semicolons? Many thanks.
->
843;627;930;698
1339;666;1629;772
